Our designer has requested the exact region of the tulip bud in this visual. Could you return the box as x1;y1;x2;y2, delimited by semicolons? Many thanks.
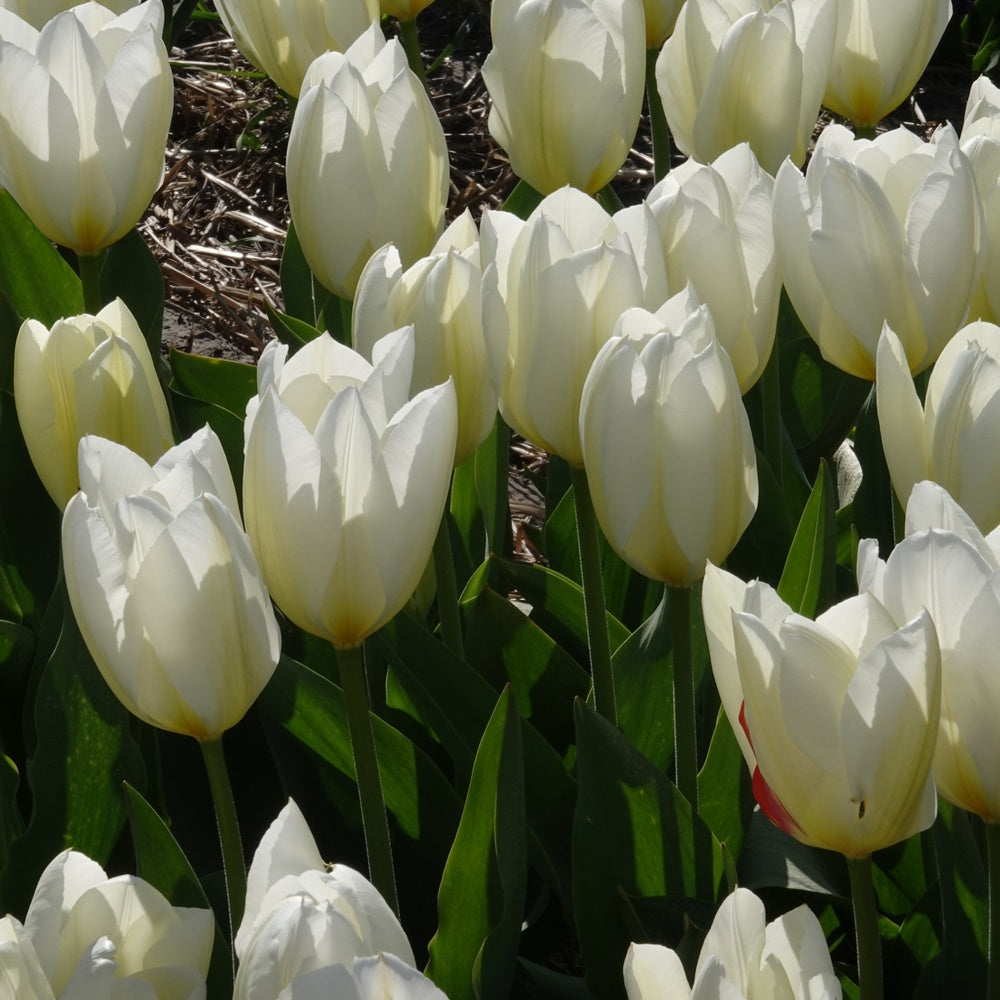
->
0;0;137;28
242;329;458;649
482;0;646;194
481;186;666;467
654;0;835;174
858;482;1000;824
624;888;841;999
1;849;212;997
0;2;173;255
14;298;174;510
774;123;984;380
235;799;417;999
876;321;1000;535
823;0;951;128
703;564;941;858
579;295;758;587
380;0;436;19
61;426;281;740
353;214;497;466
213;0;379;98
286;24;449;299
639;0;685;48
646;143;780;390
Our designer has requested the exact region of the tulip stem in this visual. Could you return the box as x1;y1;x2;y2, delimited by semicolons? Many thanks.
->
571;466;617;727
338;641;399;915
762;336;782;489
987;820;1000;1000
668;584;697;808
199;737;246;949
847;855;883;1000
433;510;464;656
77;252;104;314
645;48;671;181
398;19;427;88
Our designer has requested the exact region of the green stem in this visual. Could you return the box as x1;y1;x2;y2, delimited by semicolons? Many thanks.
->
761;336;782;490
433;505;463;655
570;465;617;727
398;19;427;88
846;855;883;1000
645;48;671;182
854;123;877;140
988;820;1000;1000
199;738;245;946
77;252;104;314
668;584;697;808
338;642;399;914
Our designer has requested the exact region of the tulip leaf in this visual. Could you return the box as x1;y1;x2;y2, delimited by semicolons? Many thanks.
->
488;556;630;666
169;348;257;419
124;782;233;999
100;228;165;352
376;613;577;912
777;291;871;471
265;303;323;351
851;391;896;556
0;596;145;916
461;584;589;755
696;708;753;867
169;388;247;493
572;700;725;1000
257;653;461;850
426;687;526;1000
0;754;21;875
501;180;544;219
777;460;836;617
280;221;332;326
0;191;83;325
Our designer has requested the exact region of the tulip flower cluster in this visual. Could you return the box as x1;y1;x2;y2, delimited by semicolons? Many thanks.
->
5;0;1000;996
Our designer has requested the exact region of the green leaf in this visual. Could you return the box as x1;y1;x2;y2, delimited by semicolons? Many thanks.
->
572;701;724;1000
851;390;895;556
257;653;461;850
170;348;257;418
124;782;232;999
501;180;544;219
265;303;323;351
777;460;837;617
169;388;247;494
0;754;21;875
0;593;145;916
696;709;753;867
280;221;331;326
462;585;589;755
100;228;165;355
426;688;526;1000
0;191;82;325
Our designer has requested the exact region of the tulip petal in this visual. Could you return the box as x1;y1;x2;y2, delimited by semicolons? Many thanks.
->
624;942;691;1000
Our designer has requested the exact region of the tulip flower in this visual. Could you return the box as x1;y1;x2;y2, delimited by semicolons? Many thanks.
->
961;77;1000;325
13;298;174;510
481;185;667;467
234;799;415;999
482;0;646;194
286;24;449;299
0;0;137;28
639;0;685;48
61;426;281;740
380;0;435;19
276;953;449;1000
858;481;1000;822
654;0;835;174
579;293;758;588
773;123;983;380
624;888;841;999
823;0;951;129
353;213;497;466
242;328;457;649
0;849;212;997
646;143;780;390
703;562;940;858
213;0;379;98
0;1;173;255
876;321;1000;534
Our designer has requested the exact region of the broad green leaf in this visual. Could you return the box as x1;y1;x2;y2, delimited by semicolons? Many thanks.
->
697;709;753;867
124;783;232;999
426;688;526;1000
266;304;323;351
169;388;246;493
851;390;895;555
280;221;331;326
0;754;21;875
0;596;145;916
572;701;724;1000
170;348;257;418
0;191;82;325
100;228;165;357
501;179;544;219
462;585;589;755
376;614;577;912
257;653;461;849
777;460;836;617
